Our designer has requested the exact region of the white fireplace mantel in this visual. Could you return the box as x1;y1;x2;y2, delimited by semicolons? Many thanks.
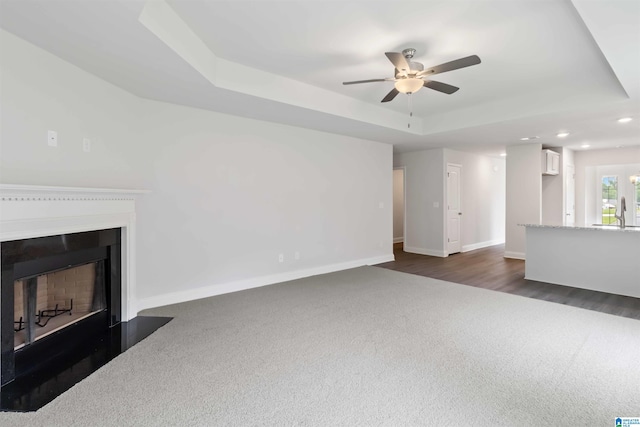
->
0;184;149;321
0;183;148;201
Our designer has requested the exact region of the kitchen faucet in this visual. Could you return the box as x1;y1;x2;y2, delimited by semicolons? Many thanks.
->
614;196;626;229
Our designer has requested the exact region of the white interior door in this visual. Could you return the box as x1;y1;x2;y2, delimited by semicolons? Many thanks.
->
447;164;462;255
565;164;575;225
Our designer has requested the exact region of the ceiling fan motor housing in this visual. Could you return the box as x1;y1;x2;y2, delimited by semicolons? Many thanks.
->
396;61;424;78
401;48;424;74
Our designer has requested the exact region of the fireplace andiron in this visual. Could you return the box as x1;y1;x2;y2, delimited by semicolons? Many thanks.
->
14;299;74;332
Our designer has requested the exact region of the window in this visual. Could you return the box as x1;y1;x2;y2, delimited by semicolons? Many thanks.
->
601;176;618;225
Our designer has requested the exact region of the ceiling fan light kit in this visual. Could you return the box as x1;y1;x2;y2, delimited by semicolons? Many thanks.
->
395;78;424;94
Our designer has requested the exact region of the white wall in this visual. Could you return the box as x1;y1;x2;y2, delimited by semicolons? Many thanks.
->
443;149;506;251
392;168;404;242
394;149;446;256
0;32;145;188
0;30;393;309
505;143;542;259
574;146;640;226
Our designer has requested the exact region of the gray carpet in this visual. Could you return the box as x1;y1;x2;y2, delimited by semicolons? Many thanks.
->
2;266;639;426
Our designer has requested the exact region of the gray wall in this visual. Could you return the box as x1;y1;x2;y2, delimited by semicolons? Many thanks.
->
1;30;393;307
394;148;505;257
444;149;506;252
394;149;446;256
505;143;542;259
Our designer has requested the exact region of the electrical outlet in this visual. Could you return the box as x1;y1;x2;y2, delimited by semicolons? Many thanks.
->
83;138;91;152
48;130;58;147
433;202;439;208
294;251;300;260
378;202;384;209
278;253;284;263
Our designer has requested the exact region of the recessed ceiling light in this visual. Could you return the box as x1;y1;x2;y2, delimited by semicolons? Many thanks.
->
581;144;590;148
500;153;507;157
618;117;633;123
520;136;539;141
557;132;570;138
616;145;625;148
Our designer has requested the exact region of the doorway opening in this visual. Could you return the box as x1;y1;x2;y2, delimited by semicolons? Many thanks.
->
393;167;406;248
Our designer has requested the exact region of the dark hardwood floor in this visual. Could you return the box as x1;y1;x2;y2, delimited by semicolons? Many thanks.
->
377;243;640;320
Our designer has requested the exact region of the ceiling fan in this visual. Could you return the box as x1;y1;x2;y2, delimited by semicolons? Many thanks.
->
343;48;481;103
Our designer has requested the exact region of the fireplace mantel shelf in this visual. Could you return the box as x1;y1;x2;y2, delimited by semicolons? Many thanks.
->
0;184;150;201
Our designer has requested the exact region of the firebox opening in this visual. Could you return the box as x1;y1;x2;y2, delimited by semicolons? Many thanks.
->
2;228;122;388
13;262;107;350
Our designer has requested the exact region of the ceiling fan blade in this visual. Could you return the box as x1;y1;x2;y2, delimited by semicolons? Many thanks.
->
385;52;410;74
424;80;460;94
418;55;481;76
381;88;399;103
342;78;392;85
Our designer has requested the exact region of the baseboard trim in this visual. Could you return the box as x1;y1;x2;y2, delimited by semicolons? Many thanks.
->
403;246;447;258
366;254;396;265
504;251;526;260
136;253;395;312
393;237;404;243
462;239;505;253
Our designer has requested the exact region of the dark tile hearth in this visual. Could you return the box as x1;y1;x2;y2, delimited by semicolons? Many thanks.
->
1;316;171;412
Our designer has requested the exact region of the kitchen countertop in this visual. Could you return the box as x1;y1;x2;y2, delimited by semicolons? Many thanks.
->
519;224;640;233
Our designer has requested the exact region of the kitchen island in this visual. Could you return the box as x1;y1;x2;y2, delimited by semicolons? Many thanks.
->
522;224;640;298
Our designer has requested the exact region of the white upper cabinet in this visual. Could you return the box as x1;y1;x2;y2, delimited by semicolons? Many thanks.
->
542;149;560;175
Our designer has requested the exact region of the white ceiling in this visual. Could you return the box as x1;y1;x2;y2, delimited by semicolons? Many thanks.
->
1;0;639;156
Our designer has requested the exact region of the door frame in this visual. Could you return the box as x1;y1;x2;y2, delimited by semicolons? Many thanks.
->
393;166;407;246
446;163;462;256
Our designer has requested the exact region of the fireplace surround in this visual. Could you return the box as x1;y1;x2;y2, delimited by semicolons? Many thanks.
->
2;228;122;385
0;184;164;410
